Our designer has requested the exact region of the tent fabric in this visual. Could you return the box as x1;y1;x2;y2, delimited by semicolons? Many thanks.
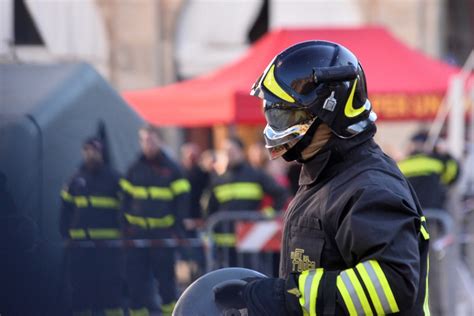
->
0;62;143;313
123;26;459;126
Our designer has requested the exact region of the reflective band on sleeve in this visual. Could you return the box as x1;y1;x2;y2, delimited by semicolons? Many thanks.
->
441;159;458;185
74;196;89;208
120;179;148;199
125;213;148;228
128;307;150;316
397;155;444;178
61;190;74;202
69;229;87;239
363;260;399;313
171;179;191;195
338;269;373;316
298;269;324;316
88;228;121;239
337;275;358;316
214;182;263;203
89;196;120;209
356;263;386;314
212;233;237;247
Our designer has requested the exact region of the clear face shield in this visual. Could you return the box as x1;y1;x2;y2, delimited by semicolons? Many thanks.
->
262;100;316;159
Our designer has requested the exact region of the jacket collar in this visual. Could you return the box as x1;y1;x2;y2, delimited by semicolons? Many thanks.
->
298;125;376;186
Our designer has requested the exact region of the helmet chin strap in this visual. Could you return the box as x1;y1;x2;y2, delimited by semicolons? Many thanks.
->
282;119;322;162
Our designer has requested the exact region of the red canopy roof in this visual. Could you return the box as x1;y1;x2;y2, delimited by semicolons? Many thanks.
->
123;26;459;126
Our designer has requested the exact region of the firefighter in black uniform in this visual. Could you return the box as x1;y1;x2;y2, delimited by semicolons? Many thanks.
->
121;124;190;316
205;137;288;268
60;138;124;316
214;41;430;315
398;131;460;210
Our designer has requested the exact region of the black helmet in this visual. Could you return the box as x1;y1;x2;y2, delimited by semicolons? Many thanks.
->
173;268;266;316
251;40;377;159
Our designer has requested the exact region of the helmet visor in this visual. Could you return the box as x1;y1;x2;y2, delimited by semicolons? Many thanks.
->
263;101;314;131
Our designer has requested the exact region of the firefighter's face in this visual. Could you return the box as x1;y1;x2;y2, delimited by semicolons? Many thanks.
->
139;130;161;159
82;145;103;166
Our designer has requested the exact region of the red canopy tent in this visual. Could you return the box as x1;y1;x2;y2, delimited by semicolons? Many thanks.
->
123;26;459;126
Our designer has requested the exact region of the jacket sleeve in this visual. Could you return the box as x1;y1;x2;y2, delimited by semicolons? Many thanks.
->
293;186;424;315
59;183;75;239
170;167;191;228
119;168;135;229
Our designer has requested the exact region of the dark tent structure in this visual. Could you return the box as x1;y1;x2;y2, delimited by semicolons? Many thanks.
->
0;62;143;314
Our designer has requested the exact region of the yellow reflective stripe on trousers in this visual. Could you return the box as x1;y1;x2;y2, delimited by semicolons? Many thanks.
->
89;196;119;209
171;178;191;195
120;179;174;200
213;233;236;247
69;229;87;239
420;216;430;240
337;268;373;315
161;301;176;314
397;155;444;178
88;228;121;239
424;256;431;316
125;213;175;229
214;182;263;203
363;260;399;313
104;307;125;316
298;269;324;316
129;307;150;316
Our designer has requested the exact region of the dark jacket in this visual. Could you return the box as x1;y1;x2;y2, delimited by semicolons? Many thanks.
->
206;162;288;215
60;164;122;240
398;151;460;210
281;130;429;315
121;153;190;238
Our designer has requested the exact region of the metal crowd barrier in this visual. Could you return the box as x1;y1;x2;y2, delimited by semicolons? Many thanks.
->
204;211;282;276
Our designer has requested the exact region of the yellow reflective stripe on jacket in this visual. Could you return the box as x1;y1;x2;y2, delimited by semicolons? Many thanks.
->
214;182;263;203
61;190;74;202
424;256;431;316
120;179;148;199
88;228;121;239
104;307;124;316
337;268;373;316
128;307;149;316
62;192;119;209
355;260;399;314
441;159;458;185
120;179;176;200
161;301;176;314
124;213;175;229
420;216;430;240
89;196;119;209
69;229;87;239
397;155;444;178
298;269;324;316
212;233;236;247
148;187;173;200
171;178;191;195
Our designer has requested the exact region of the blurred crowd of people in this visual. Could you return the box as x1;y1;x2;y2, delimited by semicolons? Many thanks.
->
26;123;468;316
